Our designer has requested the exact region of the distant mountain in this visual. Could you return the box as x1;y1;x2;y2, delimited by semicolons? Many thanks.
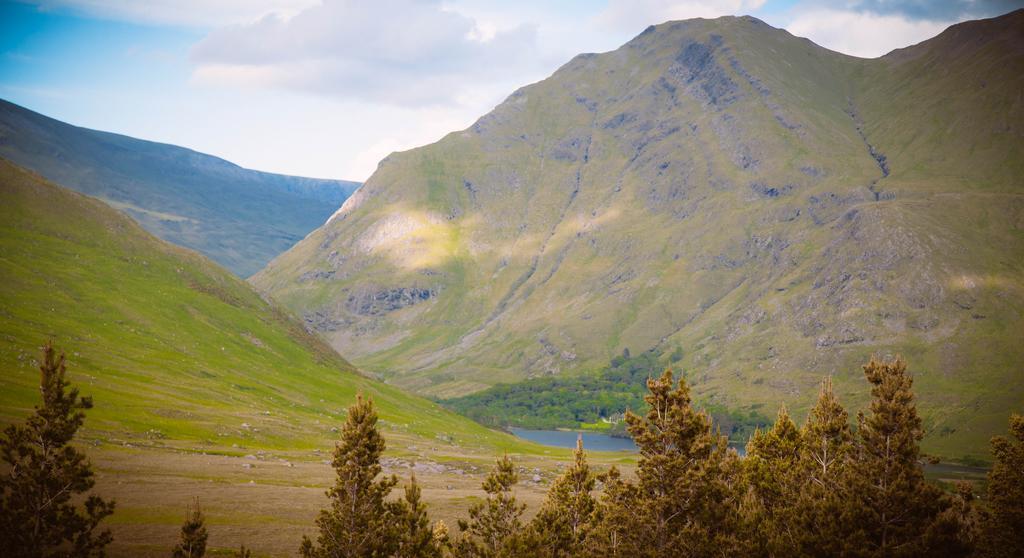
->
0;157;513;457
0;99;360;276
254;11;1024;460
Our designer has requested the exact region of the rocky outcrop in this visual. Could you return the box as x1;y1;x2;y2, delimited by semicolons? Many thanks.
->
345;287;439;316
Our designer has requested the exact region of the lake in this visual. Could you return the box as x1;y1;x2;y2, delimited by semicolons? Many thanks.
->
510;428;747;455
509;429;987;478
510;428;637;452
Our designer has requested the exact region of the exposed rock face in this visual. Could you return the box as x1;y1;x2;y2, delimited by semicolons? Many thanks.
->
346;287;439;316
253;12;1024;457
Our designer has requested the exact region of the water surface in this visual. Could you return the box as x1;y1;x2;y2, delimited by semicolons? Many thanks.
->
510;428;637;452
510;427;746;455
510;429;986;477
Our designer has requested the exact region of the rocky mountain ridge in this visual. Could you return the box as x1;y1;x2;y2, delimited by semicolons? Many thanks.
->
254;12;1024;458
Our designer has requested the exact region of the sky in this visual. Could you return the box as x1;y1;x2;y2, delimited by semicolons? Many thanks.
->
1;0;1021;181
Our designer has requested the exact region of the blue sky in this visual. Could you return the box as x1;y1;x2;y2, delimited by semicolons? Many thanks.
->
1;0;1020;180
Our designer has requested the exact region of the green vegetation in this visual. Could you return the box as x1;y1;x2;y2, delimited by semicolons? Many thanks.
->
0;159;533;456
0;100;360;276
442;348;770;441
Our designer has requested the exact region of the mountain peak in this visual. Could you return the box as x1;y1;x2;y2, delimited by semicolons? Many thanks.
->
883;7;1024;63
254;13;1024;458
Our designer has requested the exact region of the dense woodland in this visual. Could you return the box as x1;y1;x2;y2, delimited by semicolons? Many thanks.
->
2;343;1023;557
443;348;771;441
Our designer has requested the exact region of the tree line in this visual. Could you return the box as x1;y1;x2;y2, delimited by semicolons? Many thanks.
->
442;347;770;441
1;343;1022;557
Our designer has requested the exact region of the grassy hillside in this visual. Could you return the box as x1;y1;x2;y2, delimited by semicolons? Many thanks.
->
254;12;1024;460
0;99;360;276
0;158;528;454
0;158;603;556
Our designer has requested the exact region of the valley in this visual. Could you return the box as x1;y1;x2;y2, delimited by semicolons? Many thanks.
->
0;159;616;555
0;6;1022;557
0;100;361;277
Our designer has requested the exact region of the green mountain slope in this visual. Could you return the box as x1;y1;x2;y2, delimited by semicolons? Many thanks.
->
0;158;522;455
0;100;360;277
254;12;1024;460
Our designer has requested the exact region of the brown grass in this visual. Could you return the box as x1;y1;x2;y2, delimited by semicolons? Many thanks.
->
89;443;632;557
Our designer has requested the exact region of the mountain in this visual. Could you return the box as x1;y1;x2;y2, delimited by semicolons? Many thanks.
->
253;12;1024;460
0;157;521;455
0;99;360;277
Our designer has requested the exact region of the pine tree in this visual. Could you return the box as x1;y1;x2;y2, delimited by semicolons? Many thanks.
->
454;455;525;558
845;357;971;557
582;465;633;558
800;377;853;487
0;342;115;558
172;498;208;558
745;406;801;511
924;482;979;558
526;436;596;558
742;405;801;556
300;394;399;558
586;369;743;557
977;414;1024;557
394;474;442;558
788;377;856;557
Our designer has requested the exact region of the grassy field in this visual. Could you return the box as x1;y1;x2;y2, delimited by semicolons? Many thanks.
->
82;440;636;557
0;159;637;555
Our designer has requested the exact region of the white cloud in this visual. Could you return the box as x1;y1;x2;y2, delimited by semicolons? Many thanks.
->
785;8;954;58
825;0;1023;22
596;0;767;32
16;0;997;181
189;0;544;108
31;0;319;27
